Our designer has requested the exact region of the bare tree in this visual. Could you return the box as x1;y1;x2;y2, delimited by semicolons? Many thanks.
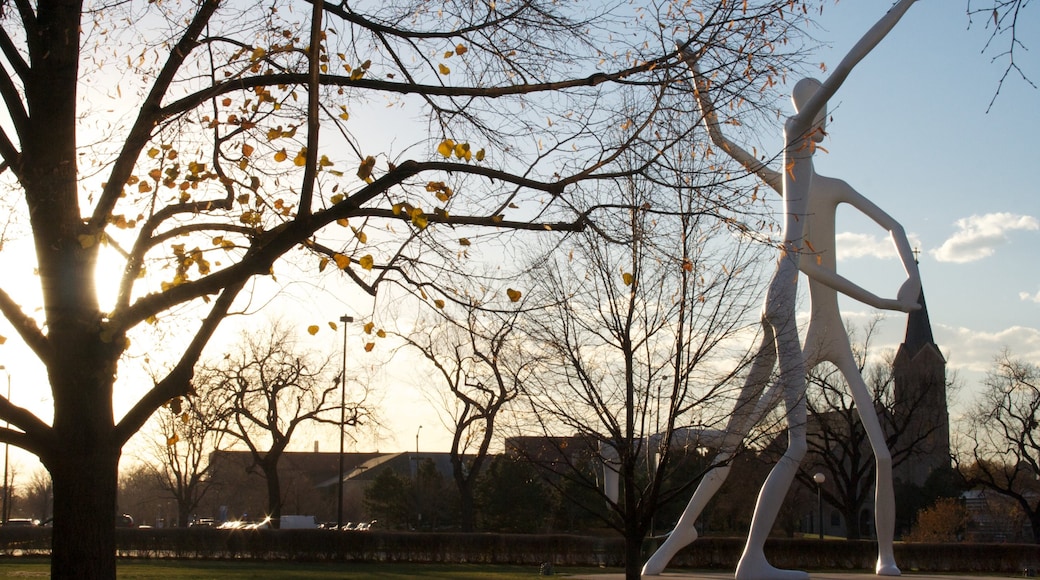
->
0;0;822;575
394;303;527;531
22;469;51;522
958;350;1040;543
517;167;768;579
144;386;228;527
203;320;368;527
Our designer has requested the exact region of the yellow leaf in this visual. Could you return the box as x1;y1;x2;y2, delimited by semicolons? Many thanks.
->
307;325;320;335
166;433;180;447
359;255;374;270
455;43;468;55
437;139;454;158
438;63;450;75
294;148;308;166
0;334;7;345
357;155;375;181
364;342;375;352
242;143;254;157
333;253;351;269
475;149;485;161
331;193;345;204
364;321;375;334
376;329;386;338
318;256;329;272
434;299;445;309
506;288;522;302
622;272;634;286
274;149;288;162
78;234;97;249
250;47;267;62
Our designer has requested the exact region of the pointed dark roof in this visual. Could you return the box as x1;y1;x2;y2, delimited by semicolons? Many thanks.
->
901;286;936;359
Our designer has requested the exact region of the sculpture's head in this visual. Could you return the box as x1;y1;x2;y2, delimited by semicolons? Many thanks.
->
792;77;826;142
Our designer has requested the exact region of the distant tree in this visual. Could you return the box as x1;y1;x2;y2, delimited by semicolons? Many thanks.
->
393;303;526;531
363;468;410;530
903;497;970;543
958;350;1040;543
116;463;166;527
517;160;768;577
145;382;228;527
475;454;555;532
22;469;52;522
203;320;368;527
413;458;454;531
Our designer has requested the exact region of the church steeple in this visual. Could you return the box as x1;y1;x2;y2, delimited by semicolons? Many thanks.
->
901;288;941;362
891;278;950;487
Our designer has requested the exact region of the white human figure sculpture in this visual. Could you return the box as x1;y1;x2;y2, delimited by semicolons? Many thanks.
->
639;2;921;578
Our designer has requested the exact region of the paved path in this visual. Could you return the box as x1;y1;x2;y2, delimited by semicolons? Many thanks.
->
566;572;1015;580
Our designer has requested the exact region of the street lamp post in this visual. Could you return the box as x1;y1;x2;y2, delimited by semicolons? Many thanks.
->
336;315;353;530
813;472;826;540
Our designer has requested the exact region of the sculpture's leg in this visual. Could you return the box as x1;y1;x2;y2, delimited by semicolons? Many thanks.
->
736;318;807;580
601;442;620;504
642;457;729;575
837;355;900;576
643;323;778;576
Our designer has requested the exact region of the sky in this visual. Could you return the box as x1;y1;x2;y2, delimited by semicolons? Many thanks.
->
0;1;1037;487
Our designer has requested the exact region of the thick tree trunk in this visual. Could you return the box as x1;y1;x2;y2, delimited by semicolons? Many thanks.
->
458;479;475;532
263;462;282;526
48;438;121;579
623;530;643;580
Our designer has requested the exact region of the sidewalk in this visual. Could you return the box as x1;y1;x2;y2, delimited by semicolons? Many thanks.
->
566;572;1015;580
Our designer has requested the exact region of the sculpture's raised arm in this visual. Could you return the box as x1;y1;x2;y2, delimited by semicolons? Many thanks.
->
678;48;783;193
798;0;918;124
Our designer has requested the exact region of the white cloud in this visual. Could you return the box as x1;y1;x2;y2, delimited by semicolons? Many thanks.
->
931;212;1039;263
935;323;1040;375
1021;289;1040;304
835;232;923;260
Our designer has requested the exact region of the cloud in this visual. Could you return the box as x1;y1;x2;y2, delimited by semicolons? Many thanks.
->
935;323;1040;376
931;212;1039;263
835;232;923;260
1021;289;1040;304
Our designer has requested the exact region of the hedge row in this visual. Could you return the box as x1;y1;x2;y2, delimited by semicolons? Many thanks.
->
1;528;1038;572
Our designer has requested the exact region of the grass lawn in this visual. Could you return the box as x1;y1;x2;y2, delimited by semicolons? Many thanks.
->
0;558;616;578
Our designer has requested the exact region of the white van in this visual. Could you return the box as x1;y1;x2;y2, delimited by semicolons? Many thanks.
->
278;515;318;529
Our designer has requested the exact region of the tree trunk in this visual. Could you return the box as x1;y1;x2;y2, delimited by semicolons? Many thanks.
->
48;438;121;579
262;461;282;526
458;478;475;532
624;530;643;580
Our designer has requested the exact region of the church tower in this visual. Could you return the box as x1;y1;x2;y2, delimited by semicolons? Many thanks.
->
891;286;950;487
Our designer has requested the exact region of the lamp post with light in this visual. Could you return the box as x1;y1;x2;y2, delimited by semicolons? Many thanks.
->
336;315;353;530
813;472;826;540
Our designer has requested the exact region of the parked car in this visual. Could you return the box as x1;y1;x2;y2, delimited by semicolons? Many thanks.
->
2;518;39;527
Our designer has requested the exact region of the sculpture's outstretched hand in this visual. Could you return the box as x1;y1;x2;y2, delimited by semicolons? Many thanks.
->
893;276;922;312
